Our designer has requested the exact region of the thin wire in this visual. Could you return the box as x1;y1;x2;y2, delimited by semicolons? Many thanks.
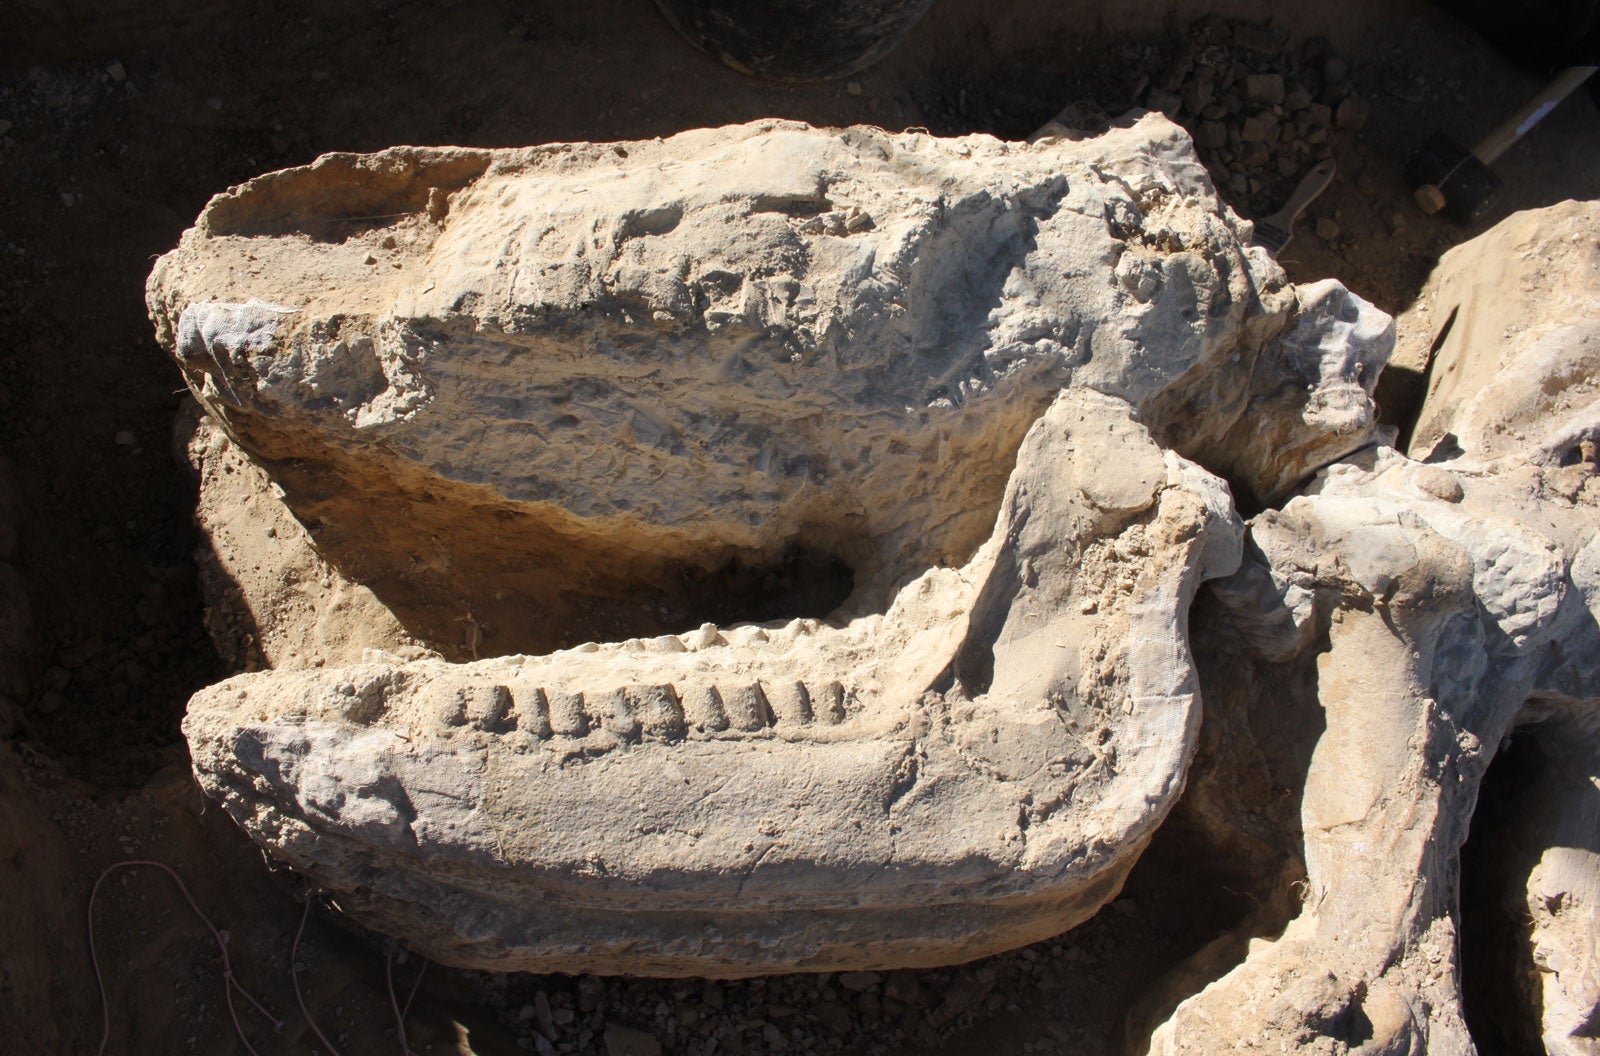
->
384;945;430;1056
89;859;283;1056
291;885;346;1056
385;950;413;1056
401;956;428;1022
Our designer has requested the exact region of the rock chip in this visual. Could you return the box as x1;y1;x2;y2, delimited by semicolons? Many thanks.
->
1244;73;1284;106
603;1023;661;1056
1334;93;1369;131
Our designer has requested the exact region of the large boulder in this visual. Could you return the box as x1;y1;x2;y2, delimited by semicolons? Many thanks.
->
148;115;1398;975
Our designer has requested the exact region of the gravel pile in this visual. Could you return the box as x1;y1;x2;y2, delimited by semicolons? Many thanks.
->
456;905;1151;1056
1136;16;1368;221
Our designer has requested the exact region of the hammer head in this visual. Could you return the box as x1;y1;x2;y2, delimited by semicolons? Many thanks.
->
1404;132;1504;225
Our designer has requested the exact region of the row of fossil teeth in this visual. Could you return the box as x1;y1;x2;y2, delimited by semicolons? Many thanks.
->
411;678;858;741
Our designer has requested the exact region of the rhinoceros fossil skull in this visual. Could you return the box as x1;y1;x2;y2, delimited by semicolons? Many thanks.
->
149;116;1417;980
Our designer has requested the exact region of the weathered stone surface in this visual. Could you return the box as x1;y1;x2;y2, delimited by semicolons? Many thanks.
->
151;116;1402;976
1513;706;1600;1056
1146;451;1582;1055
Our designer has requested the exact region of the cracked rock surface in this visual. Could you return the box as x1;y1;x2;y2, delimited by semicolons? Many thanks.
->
149;114;1406;977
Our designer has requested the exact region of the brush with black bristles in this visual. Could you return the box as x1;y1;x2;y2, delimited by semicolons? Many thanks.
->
1251;159;1337;257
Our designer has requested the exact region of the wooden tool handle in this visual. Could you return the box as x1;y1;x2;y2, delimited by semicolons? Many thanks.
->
1262;159;1338;230
1474;65;1599;165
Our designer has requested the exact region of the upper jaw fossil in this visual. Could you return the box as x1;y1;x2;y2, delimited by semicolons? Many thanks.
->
152;116;1395;975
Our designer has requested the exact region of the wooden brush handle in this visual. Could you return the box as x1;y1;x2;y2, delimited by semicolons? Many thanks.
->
1474;65;1599;166
1262;159;1338;230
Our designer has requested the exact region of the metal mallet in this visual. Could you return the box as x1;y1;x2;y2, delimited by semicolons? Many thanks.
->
1406;64;1598;224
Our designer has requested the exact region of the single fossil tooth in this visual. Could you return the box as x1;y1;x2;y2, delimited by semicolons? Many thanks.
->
512;685;553;738
594;687;641;741
765;680;812;726
721;683;775;731
417;680;471;729
811;681;847;725
545;689;588;736
678;683;730;733
466;684;514;732
628;684;686;740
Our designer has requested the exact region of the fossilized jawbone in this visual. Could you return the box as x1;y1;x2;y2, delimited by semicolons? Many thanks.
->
184;389;1241;974
151;116;1393;975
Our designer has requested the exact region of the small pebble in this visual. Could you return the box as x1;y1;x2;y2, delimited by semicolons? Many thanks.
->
1315;217;1341;241
1231;24;1280;53
838;971;882;992
1239;142;1269;167
1414;467;1464;503
1181;78;1213;113
1245;73;1284;105
1335;94;1369;131
105;59;126;83
603;1023;661;1056
1145;88;1181;115
846;81;862;96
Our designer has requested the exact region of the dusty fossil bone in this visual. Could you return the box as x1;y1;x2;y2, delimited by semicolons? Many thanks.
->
1139;200;1600;1056
183;388;1242;974
146;116;1387;660
149;115;1403;976
1464;699;1600;1056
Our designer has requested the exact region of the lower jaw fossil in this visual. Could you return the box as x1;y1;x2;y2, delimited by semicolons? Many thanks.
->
184;388;1243;974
